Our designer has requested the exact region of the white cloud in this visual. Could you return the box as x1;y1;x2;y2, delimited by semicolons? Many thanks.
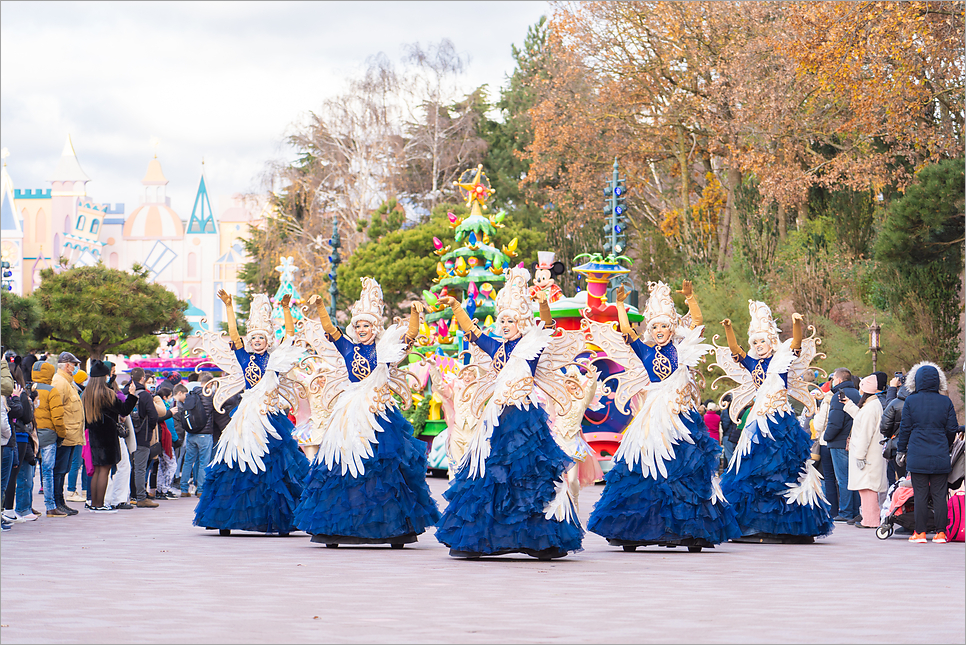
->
1;0;548;216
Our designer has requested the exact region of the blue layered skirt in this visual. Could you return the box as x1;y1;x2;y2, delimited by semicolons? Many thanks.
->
194;412;309;534
434;405;584;555
588;409;741;545
719;411;834;537
294;407;440;540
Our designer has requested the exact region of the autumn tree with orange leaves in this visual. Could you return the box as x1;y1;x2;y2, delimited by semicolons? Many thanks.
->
525;1;964;277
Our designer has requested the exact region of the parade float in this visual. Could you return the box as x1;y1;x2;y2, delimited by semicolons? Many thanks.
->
413;161;648;476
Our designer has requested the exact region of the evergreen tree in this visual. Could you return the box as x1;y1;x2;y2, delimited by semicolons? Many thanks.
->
875;158;965;369
33;264;191;362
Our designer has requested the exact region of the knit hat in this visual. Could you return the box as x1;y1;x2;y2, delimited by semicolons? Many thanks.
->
820;381;831;393
859;374;878;395
89;360;111;378
73;370;88;385
873;371;888;392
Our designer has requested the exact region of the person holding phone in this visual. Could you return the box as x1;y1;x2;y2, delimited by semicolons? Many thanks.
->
82;360;139;512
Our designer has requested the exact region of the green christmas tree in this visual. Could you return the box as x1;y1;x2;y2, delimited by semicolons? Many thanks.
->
422;166;517;351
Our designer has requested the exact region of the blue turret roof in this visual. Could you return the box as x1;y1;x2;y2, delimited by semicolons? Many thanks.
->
186;172;217;234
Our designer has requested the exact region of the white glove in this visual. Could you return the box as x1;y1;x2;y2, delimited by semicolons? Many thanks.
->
856;459;866;470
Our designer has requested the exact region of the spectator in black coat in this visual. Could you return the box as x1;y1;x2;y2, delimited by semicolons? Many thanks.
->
880;382;910;484
129;367;160;508
824;368;860;521
897;361;959;543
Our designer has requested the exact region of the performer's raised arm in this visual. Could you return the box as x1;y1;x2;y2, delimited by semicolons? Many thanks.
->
406;302;424;344
676;280;702;329
791;312;804;351
308;294;341;340
217;289;242;348
721;318;746;359
438;296;481;339
281;294;295;338
613;286;638;341
535;289;553;327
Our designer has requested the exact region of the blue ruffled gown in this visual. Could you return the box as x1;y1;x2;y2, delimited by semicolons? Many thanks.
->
588;338;742;550
434;332;584;559
294;333;440;546
719;354;834;541
194;346;310;535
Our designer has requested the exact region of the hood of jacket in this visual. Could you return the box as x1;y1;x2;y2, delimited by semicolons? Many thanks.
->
832;379;858;394
32;362;55;385
907;361;946;394
896;384;910;400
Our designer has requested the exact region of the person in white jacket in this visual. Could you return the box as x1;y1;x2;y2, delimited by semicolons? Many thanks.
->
840;374;887;529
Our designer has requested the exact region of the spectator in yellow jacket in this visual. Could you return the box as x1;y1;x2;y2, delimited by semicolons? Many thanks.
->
50;352;84;516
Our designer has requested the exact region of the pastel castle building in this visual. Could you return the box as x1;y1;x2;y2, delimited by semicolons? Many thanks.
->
3;136;260;329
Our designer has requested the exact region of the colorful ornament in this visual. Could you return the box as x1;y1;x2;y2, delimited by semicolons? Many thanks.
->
501;237;519;258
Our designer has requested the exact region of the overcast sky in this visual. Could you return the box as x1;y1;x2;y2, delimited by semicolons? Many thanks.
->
0;1;549;214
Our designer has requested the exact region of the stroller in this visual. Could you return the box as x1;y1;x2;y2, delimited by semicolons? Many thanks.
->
877;435;965;540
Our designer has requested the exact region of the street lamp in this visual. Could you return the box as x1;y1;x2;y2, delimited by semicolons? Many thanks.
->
867;318;882;371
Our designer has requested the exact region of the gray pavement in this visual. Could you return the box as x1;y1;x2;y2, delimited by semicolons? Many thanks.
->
2;476;964;644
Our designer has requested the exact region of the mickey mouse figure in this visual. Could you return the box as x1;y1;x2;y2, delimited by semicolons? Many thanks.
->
528;251;565;303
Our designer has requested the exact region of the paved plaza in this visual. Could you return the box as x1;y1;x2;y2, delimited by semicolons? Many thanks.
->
1;476;963;644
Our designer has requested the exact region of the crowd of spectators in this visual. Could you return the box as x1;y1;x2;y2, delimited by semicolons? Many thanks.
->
1;349;235;532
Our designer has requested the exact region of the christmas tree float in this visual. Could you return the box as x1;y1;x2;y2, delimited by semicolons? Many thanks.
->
420;165;517;352
270;256;304;341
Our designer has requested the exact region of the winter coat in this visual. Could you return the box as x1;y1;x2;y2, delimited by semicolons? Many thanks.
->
721;403;740;444
844;395;888;492
704;410;721;442
0;361;12;397
0;398;9;444
823;380;860;449
897;362;958;475
7;388;33;444
813;392;833;446
879;385;909;439
32;362;65;446
87;392;138;467
133;382;160;448
52;368;85;446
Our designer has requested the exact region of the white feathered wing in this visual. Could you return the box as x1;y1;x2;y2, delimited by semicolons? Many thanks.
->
210;337;306;473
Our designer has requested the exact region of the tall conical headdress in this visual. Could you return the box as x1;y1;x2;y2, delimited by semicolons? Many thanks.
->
246;293;277;349
642;281;679;327
747;300;780;350
495;267;534;331
350;277;385;327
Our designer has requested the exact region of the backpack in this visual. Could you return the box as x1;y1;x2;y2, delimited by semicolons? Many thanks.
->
183;390;209;433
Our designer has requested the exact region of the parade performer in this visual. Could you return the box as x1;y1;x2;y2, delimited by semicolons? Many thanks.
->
294;279;440;548
548;364;604;512
427;360;480;480
712;301;834;543
584;281;741;552
528;251;565;303
193;291;309;536
434;268;586;560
